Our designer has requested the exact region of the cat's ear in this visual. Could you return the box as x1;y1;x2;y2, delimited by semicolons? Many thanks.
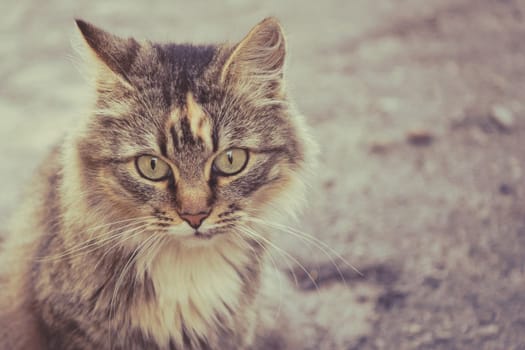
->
75;19;140;89
220;17;286;96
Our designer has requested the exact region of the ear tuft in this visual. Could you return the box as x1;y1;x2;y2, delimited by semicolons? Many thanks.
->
75;19;140;86
221;17;286;88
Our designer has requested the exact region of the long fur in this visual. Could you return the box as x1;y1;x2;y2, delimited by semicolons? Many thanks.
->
0;17;316;350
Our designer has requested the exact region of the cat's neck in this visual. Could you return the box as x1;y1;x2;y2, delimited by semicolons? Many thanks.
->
129;237;262;348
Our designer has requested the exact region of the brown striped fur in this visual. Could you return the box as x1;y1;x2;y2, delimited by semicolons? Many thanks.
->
0;17;315;350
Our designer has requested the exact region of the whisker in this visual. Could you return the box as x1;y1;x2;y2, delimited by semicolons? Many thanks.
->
109;231;158;350
92;224;155;272
84;215;156;234
248;216;363;278
242;223;345;287
236;224;320;295
137;234;166;276
233;224;299;288
230;230;284;320
35;220;152;262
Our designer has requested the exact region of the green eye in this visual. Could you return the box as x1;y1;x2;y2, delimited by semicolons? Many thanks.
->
136;155;171;181
213;148;249;176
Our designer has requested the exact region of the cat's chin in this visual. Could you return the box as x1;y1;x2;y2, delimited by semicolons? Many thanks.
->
178;232;220;248
167;227;220;247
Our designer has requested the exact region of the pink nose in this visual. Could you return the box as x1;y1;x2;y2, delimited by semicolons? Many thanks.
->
179;212;209;229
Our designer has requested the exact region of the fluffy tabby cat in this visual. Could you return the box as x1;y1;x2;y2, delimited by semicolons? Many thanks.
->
0;17;315;349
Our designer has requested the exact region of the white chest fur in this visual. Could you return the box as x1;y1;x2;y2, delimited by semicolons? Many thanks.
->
130;239;249;348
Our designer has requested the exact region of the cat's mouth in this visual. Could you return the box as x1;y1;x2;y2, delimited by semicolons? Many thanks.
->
176;229;221;248
193;230;214;240
167;224;223;242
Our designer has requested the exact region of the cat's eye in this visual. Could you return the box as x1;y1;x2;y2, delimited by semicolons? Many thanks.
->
213;148;249;176
135;155;171;181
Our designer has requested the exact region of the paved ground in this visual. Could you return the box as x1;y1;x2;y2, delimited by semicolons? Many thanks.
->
2;0;525;348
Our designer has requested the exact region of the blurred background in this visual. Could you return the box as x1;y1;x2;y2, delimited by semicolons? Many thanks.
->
2;0;525;348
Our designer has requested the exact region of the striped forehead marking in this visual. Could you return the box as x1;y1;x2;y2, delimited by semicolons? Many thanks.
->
168;92;213;152
186;92;212;151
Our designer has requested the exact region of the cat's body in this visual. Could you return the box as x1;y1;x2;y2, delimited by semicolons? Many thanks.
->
0;18;314;350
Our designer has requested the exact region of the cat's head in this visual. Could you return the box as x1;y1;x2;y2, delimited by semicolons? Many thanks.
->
66;18;313;249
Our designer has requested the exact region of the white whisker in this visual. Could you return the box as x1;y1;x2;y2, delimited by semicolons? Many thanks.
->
236;224;320;295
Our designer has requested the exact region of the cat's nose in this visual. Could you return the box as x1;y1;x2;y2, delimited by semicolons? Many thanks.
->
179;211;210;229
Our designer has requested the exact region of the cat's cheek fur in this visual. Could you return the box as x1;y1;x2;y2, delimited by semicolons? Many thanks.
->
246;166;307;225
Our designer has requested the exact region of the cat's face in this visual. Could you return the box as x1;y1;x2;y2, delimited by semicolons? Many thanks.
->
72;19;309;248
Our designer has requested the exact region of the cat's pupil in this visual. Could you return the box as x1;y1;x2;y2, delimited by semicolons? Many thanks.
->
227;151;233;164
150;158;157;170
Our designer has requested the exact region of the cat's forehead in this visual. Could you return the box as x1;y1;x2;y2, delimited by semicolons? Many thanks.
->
168;92;214;151
118;43;291;163
165;91;215;175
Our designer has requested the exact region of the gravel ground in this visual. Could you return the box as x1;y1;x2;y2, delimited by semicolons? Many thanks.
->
2;0;525;348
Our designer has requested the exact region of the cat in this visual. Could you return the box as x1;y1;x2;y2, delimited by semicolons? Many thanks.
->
0;17;315;350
